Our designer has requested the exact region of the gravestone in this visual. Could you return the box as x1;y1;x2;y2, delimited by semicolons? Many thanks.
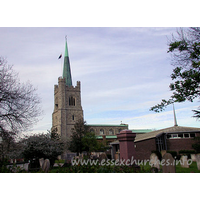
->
99;153;107;162
196;154;200;170
191;154;196;162
39;158;44;168
82;151;87;156
161;150;166;157
42;159;50;173
149;153;160;170
22;163;30;172
162;153;175;173
180;155;189;168
65;153;77;163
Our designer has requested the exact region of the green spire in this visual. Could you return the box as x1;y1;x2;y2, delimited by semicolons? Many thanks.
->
62;37;72;86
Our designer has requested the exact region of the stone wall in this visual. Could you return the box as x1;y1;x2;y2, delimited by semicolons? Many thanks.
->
52;77;83;140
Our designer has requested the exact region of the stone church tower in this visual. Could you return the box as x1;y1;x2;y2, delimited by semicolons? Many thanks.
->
52;39;83;140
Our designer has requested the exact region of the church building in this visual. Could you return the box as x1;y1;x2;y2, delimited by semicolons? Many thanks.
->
52;38;128;141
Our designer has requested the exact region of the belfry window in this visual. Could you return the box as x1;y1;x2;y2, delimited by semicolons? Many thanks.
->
69;96;76;106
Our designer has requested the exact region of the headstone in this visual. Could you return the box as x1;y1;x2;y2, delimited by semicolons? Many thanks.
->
162;153;175;173
23;163;29;171
149;153;160;170
42;159;50;173
180;155;189;168
161;150;166;157
65;153;76;163
39;158;44;168
195;154;200;170
99;153;107;162
82;151;87;156
191;154;196;162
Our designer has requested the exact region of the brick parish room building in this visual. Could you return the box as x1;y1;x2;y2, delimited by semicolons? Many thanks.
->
110;125;200;160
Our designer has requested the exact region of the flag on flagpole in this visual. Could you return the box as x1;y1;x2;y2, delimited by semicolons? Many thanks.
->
58;54;62;59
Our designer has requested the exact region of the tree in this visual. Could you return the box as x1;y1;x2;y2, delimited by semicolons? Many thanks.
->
68;119;105;155
82;132;100;153
192;137;200;153
20;132;64;167
150;28;200;118
0;57;42;134
68;119;89;154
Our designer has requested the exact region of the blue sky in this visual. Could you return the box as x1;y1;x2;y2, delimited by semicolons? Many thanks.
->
1;27;200;134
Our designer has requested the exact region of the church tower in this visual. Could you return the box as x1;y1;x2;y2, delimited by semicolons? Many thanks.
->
52;38;83;140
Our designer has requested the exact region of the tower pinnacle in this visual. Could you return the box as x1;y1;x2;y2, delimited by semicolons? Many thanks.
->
62;36;72;86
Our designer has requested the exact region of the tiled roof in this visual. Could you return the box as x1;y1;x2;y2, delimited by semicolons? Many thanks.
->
135;126;200;142
130;129;153;134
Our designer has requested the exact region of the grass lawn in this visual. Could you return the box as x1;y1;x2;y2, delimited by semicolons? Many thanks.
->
175;161;200;173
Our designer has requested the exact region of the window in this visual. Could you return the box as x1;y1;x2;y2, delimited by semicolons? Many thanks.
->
167;133;196;139
178;134;183;138
172;134;178;138
184;133;189;138
100;129;104;135
69;96;75;106
72;115;75;121
109;129;114;135
55;97;58;108
167;134;171;139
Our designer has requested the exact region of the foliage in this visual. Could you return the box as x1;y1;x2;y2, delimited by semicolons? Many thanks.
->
50;127;60;141
82;132;101;153
0;158;11;172
0;128;16;160
68;119;103;154
20;132;64;166
150;28;200;118
179;150;196;154
68;119;88;154
192;136;200;153
0;57;42;134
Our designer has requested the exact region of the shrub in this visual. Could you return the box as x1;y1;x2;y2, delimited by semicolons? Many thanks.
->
179;150;196;154
21;133;64;167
